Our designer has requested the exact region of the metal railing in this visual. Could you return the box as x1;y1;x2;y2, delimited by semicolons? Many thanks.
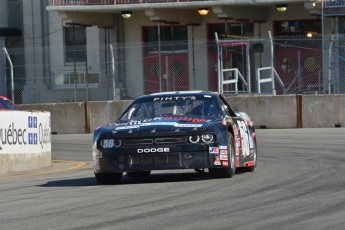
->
51;0;215;5
3;34;345;104
220;68;247;95
49;0;345;7
257;67;284;95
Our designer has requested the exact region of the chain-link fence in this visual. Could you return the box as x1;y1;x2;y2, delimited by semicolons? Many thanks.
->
2;34;345;104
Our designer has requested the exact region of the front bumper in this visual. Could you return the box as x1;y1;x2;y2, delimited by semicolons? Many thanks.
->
93;145;215;173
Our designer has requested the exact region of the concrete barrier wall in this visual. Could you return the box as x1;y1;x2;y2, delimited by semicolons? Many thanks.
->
227;95;297;129
0;111;51;175
17;95;345;133
88;100;133;132
302;95;345;128
19;102;86;134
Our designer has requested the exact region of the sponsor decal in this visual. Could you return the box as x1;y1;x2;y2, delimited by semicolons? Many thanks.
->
115;125;140;130
209;147;219;154
163;116;207;123
28;133;38;145
115;122;204;130
214;155;221;166
137;148;170;153
220;155;228;160
0;115;51;151
145;122;171;126
0;123;27;149
220;150;227;155
219;145;227;150
237;120;251;157
222;160;229;166
236;140;241;147
174;123;203;128
114;117;209;130
38;123;51;149
153;96;196;101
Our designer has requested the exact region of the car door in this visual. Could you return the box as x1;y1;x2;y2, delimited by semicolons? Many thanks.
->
218;95;253;158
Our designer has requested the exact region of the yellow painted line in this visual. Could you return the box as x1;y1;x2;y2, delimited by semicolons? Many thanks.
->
0;160;87;179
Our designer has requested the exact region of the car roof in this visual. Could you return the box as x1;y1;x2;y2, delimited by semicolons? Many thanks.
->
147;91;218;97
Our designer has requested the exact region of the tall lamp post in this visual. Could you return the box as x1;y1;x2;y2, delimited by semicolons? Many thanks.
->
186;23;200;90
321;0;328;94
152;20;166;92
66;22;82;102
165;21;179;91
81;24;92;102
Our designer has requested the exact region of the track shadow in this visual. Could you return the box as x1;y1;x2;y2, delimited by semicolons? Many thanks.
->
39;171;212;187
39;177;98;187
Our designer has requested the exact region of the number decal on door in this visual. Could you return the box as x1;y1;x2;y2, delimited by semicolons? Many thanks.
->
237;120;252;156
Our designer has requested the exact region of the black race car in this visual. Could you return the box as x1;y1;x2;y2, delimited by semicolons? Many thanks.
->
93;91;257;184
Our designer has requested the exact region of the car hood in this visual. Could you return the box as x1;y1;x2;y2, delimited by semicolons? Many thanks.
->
95;116;221;137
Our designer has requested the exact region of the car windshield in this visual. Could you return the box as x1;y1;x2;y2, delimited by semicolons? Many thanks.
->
0;98;17;110
119;95;221;121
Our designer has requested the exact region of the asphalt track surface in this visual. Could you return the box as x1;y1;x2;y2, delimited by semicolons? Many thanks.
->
1;128;345;230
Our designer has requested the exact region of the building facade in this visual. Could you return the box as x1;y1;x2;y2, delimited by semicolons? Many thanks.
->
2;0;345;103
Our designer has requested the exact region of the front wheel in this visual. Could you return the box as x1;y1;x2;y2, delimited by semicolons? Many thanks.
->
209;133;236;178
95;173;123;184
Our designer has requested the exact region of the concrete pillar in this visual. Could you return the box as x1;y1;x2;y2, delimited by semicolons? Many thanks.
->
336;18;345;93
0;0;8;96
22;0;45;103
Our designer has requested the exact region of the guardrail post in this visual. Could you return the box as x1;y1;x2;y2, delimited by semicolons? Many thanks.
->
296;95;303;128
3;47;14;103
268;31;276;95
85;101;91;133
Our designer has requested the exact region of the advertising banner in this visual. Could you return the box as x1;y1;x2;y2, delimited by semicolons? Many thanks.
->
0;111;51;154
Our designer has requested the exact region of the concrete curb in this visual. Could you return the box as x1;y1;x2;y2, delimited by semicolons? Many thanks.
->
0;160;88;179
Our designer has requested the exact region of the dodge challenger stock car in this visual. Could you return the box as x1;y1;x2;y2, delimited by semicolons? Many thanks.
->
92;91;257;184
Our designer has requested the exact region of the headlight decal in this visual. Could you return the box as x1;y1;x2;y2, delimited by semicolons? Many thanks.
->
188;135;200;143
201;134;214;143
188;134;215;143
100;139;121;148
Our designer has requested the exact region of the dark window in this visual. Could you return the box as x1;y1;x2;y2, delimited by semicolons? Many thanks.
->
274;19;321;36
143;26;188;54
208;22;254;40
64;26;86;63
207;22;254;52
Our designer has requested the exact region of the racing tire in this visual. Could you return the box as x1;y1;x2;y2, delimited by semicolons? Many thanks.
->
209;133;236;178
95;173;123;184
126;171;151;177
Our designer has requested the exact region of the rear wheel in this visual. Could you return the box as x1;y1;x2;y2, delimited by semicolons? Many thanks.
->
95;173;123;184
126;171;151;177
209;133;236;178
